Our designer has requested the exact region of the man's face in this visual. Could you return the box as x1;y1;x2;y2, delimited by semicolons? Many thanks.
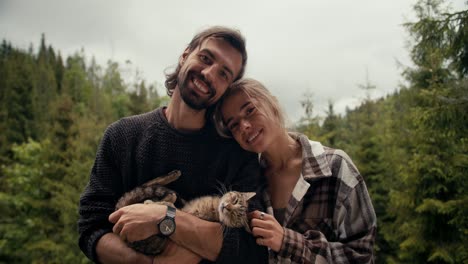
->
177;37;243;110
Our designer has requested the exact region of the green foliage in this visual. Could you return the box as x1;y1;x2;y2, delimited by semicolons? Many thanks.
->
383;1;468;262
1;1;466;262
296;1;468;263
0;34;165;263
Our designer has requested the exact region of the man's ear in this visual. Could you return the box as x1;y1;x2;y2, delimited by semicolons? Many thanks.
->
179;47;191;65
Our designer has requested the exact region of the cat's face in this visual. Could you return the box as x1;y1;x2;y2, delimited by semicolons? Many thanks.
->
218;191;256;228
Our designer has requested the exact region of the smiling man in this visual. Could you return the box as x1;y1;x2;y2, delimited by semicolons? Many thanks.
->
78;26;267;264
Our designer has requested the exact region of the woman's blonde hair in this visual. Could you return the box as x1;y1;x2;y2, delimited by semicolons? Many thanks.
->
213;78;286;138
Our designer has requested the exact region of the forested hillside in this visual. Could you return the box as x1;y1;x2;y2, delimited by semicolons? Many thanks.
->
1;0;466;263
0;33;167;263
296;2;468;263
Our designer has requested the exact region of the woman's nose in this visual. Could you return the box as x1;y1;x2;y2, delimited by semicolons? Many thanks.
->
240;119;251;130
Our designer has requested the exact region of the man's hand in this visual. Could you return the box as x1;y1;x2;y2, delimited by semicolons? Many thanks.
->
109;203;167;242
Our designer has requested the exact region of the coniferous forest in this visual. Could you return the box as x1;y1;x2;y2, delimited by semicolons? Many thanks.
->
1;1;467;263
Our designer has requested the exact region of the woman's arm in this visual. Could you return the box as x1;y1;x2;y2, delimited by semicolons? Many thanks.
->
250;180;376;263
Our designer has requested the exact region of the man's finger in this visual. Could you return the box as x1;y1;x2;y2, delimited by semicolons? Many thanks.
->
109;209;122;223
112;221;123;235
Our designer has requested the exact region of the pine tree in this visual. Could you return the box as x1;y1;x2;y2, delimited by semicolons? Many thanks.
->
384;1;468;262
33;35;57;138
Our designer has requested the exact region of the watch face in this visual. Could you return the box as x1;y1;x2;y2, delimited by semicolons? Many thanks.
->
159;218;175;236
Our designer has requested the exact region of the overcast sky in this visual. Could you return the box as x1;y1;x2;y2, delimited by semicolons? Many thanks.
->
1;0;466;123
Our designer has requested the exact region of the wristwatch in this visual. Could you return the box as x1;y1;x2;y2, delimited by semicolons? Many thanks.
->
158;205;176;236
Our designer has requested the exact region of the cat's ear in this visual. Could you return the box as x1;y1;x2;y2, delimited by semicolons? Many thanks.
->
243;192;256;201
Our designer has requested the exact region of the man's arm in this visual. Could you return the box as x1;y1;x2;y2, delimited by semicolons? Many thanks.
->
107;140;268;263
78;123;151;263
109;202;221;261
109;195;267;263
170;210;223;261
96;233;152;264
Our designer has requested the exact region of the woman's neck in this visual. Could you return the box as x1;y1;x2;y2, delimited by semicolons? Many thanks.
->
262;131;302;174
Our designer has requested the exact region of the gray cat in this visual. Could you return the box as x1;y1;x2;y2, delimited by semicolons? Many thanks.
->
115;170;256;255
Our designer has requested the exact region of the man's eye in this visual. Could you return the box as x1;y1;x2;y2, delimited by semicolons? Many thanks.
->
220;71;228;81
199;55;210;63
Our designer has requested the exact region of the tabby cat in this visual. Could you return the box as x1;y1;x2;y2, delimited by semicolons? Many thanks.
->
115;170;256;255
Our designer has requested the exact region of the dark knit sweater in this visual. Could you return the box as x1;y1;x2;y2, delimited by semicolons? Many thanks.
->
78;107;267;263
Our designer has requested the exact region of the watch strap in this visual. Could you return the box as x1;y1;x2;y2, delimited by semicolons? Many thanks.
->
166;206;176;218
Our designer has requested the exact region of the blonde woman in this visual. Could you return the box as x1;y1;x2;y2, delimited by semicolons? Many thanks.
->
214;79;377;263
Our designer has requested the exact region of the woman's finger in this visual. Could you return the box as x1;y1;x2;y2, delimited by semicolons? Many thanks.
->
248;210;271;220
256;237;264;246
251;226;270;238
250;217;275;228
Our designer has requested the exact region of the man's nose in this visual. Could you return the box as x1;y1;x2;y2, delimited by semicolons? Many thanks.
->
201;64;217;83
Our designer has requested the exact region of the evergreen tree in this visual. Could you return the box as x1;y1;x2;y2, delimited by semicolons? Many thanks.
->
128;80;151;115
319;101;342;147
0;34;166;263
33;35;57;138
295;90;322;139
0;49;37;154
384;1;468;262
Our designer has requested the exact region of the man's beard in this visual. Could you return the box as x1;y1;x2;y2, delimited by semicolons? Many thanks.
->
178;71;215;110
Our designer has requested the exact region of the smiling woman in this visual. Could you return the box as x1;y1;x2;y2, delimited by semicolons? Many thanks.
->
213;78;377;263
215;79;284;153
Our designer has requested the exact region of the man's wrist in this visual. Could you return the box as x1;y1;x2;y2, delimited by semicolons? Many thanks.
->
158;205;176;237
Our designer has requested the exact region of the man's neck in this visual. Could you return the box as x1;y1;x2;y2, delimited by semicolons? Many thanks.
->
165;89;207;131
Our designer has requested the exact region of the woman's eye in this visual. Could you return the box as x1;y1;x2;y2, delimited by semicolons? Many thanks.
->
246;107;256;115
229;122;239;131
229;123;237;130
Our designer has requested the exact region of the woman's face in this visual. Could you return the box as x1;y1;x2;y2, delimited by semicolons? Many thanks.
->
221;91;278;153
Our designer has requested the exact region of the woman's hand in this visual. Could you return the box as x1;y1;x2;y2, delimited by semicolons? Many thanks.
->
109;203;167;242
248;210;284;252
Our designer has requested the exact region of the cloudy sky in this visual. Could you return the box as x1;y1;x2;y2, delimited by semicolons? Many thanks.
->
1;0;465;123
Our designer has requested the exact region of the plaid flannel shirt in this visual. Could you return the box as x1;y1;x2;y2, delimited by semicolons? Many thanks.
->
259;133;376;264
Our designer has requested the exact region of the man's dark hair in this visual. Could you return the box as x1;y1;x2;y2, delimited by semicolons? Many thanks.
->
164;26;247;96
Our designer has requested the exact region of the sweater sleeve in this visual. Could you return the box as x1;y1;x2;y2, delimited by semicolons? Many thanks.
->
77;125;120;262
215;148;268;264
275;178;376;263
